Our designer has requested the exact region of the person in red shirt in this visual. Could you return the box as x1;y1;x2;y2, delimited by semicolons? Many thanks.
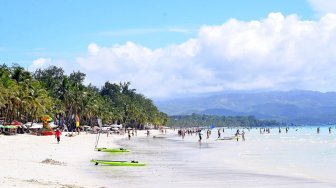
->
55;129;62;144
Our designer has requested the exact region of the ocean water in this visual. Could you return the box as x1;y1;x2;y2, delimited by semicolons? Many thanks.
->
86;127;336;188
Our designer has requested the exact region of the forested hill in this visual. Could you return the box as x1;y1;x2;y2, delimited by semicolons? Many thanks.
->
0;64;168;130
156;90;336;125
168;114;282;128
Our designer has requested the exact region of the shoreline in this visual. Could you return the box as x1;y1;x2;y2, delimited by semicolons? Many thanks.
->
1;128;335;188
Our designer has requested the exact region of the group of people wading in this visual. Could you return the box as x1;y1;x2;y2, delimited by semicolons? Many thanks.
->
177;127;246;143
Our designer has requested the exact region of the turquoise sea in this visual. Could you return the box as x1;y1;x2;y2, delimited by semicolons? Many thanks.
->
86;126;336;188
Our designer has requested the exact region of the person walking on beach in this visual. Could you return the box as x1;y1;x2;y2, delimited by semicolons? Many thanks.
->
218;129;221;138
235;129;239;141
147;129;150;137
55;129;61;144
242;130;245;141
128;130;131;140
198;131;202;142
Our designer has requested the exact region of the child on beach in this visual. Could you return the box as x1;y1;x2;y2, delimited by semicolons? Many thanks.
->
55;129;61;144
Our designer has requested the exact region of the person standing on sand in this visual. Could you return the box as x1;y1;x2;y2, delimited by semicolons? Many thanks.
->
218;129;221;138
75;114;80;135
242;130;245;141
55;129;61;144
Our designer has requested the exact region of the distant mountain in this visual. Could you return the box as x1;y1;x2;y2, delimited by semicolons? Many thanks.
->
155;90;336;125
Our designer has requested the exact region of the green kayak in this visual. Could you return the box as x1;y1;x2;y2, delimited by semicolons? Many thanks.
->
91;159;146;166
96;148;130;152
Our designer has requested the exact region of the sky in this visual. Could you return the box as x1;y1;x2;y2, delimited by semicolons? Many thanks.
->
1;0;336;99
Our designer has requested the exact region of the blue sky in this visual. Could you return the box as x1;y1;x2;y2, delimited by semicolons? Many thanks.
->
0;0;313;64
1;0;336;99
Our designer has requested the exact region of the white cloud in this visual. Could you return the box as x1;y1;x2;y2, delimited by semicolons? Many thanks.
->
308;0;336;14
88;43;100;55
30;58;51;71
32;12;336;99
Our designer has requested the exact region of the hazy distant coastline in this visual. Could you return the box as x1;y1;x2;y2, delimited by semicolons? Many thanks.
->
156;90;336;125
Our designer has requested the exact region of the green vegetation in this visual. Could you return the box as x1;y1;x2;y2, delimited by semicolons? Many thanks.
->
0;64;168;130
168;114;281;128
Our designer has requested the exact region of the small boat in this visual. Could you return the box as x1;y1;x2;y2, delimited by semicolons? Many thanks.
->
91;159;146;166
216;136;235;141
95;147;130;152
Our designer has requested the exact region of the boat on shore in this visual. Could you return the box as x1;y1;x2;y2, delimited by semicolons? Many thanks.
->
91;159;145;166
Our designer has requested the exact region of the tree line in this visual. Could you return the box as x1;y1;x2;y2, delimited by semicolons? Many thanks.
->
0;64;168;130
168;114;282;128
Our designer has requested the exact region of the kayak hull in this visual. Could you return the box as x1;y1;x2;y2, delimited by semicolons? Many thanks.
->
96;148;130;152
91;159;145;166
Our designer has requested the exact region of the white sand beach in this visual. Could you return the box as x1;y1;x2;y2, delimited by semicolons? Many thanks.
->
0;131;141;188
